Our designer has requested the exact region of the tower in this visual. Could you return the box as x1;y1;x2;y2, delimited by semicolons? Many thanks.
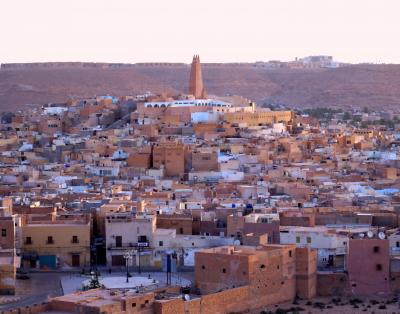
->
188;55;207;99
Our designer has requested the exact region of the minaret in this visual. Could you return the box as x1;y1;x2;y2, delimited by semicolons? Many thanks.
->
188;55;207;99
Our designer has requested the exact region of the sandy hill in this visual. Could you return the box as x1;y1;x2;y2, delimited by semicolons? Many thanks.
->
1;63;400;111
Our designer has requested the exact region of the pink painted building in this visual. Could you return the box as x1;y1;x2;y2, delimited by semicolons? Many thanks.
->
347;238;390;296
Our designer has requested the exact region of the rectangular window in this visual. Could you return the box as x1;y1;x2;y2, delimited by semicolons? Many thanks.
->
25;237;32;245
397;242;400;248
296;236;300;243
373;246;380;253
115;236;122;247
159;241;163;247
307;237;312;244
138;235;147;243
72;236;79;244
1;229;6;237
47;236;54;244
376;264;382;271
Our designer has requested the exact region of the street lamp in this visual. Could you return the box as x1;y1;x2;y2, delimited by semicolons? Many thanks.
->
123;249;134;283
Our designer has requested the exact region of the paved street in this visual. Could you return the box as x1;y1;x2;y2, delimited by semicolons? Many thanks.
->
0;273;63;311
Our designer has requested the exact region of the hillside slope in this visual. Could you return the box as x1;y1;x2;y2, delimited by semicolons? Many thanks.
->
1;63;399;111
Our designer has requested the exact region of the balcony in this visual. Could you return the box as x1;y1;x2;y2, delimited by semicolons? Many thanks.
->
317;266;345;273
107;242;149;250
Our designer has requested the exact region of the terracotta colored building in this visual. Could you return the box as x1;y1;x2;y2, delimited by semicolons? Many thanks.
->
280;212;316;227
195;244;316;306
0;216;16;249
156;214;193;235
191;150;219;172
296;247;317;299
347;238;390;296
152;142;185;177
227;213;280;244
223;110;293;126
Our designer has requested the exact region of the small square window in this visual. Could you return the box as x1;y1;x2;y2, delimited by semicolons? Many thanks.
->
373;246;380;253
376;264;382;271
1;229;6;237
159;241;163;247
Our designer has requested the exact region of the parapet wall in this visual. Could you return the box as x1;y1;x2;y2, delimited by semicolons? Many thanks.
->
1;302;50;314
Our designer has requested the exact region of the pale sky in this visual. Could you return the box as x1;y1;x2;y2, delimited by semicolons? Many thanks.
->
1;0;399;64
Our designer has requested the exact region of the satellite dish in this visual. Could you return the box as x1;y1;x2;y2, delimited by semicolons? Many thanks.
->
367;231;374;238
183;294;190;301
359;233;365;238
378;232;386;240
233;240;241;246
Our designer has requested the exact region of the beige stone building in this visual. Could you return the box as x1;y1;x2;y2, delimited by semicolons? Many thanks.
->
21;215;90;268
